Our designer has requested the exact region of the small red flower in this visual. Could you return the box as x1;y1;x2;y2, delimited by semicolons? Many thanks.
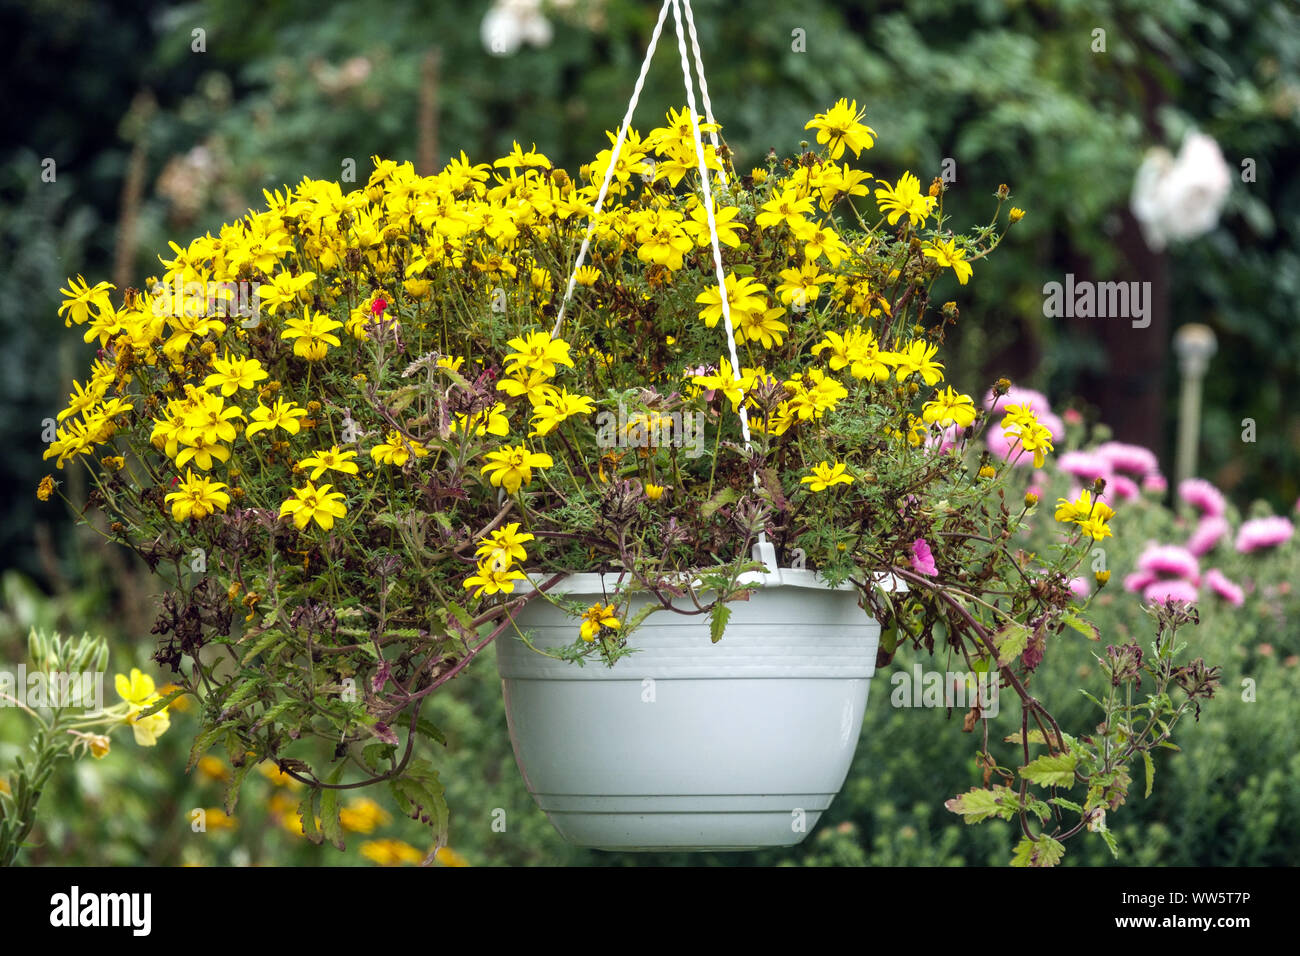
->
371;297;388;315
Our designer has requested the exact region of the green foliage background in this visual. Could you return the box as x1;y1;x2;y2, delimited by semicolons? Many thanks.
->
2;0;1298;865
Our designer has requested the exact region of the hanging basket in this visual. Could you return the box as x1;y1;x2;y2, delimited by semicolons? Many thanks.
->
497;570;888;850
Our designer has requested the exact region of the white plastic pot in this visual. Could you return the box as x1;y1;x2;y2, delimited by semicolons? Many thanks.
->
496;567;888;851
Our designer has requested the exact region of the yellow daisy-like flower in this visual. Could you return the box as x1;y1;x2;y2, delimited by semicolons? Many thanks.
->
922;238;973;285
875;172;936;228
297;446;359;480
474;522;535;569
462;558;526;598
800;461;854;492
529;389;595;437
921;386;978;428
480;444;554;495
889;340;945;386
115;668;157;707
204;352;269;396
278;481;348;531
245;398;309;439
503;331;574;378
369;430;429;467
573;266;601;287
164;470;232;521
804;98;877;160
281;308;344;361
58;275;115;327
579;603;621;642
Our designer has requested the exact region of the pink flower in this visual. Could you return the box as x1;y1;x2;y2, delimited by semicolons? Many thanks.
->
1064;408;1083;425
1186;516;1229;557
1142;472;1168;494
1057;451;1114;486
1178;478;1226;518
984;386;1051;415
1143;579;1199;605
1067;576;1091;599
910;538;938;577
1136;544;1199;581
1124;570;1157;593
1235;516;1294;553
1204;568;1244;607
1110;474;1140;501
1096;441;1159;478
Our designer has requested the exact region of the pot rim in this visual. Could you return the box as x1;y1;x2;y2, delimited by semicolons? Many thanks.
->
515;567;907;596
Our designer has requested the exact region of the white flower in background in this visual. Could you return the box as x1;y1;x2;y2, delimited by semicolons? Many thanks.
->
1131;131;1231;251
482;0;554;56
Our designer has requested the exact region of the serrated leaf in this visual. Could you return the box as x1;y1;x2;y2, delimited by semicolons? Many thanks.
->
1010;834;1066;867
1020;753;1078;787
1060;611;1100;641
1098;826;1120;859
944;785;1018;823
992;622;1030;666
223;760;255;816
1142;750;1155;799
320;770;345;851
1050;796;1084;813
1004;729;1050;746
709;604;731;644
135;686;186;718
386;386;420;414
240;629;287;663
414;717;447;746
298;790;323;845
701;487;739;519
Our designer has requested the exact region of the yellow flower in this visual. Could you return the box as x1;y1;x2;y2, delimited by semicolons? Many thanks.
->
245;398;308;438
297;446;360;480
165;470;231;521
462;558;526;598
87;734;112;759
116;671;160;708
775;261;827;309
922;238;973;285
370;430;429;466
360;838;425;866
874;172;935;228
529;389;595;437
281;308;344;360
812;327;892;382
644;482;666;501
197;756;231;783
475;522;535;568
480;444;553;495
503;331;574;378
579;603;621;642
921;387;977;428
889;340;945;386
204;352;268;396
1009;207;1026;224
255;270;317;314
800;460;854;492
497;368;560;407
279;481;348;531
339;798;392;834
434;847;470;867
58;275;115;326
804;98;877;159
755;189;815;232
573;266;601;287
36;475;55;501
694;273;768;329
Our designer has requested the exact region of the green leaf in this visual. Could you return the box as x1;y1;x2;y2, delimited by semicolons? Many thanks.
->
1098;826;1120;859
709;604;732;644
1050;796;1084;813
414;717;447;746
298;789;323;845
992;622;1030;666
944;785;1018;823
1010;834;1066;867
135;686;187;718
223;760;255;816
1142;750;1155;799
240;629;287;664
1020;753;1078;787
1060;611;1100;641
701;487;739;519
320;769;346;851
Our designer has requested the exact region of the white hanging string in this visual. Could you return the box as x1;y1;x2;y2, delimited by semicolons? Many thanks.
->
551;0;673;338
680;0;726;189
669;0;771;561
550;0;773;562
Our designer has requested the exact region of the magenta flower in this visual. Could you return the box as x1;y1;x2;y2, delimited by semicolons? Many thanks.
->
1143;579;1199;605
1110;474;1139;501
1178;478;1227;518
910;538;938;577
1057;450;1114;486
1186;516;1229;557
1124;570;1157;593
1235;516;1294;553
1142;472;1168;494
1136;544;1200;582
1095;441;1159;478
1067;576;1091;599
1204;568;1244;607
